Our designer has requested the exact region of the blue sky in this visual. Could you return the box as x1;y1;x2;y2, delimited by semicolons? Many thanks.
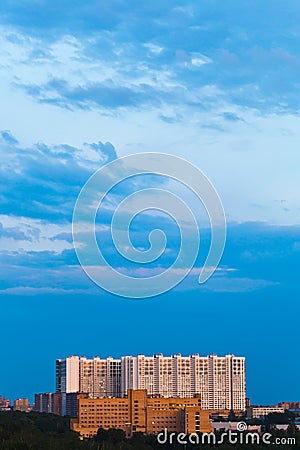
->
0;0;299;405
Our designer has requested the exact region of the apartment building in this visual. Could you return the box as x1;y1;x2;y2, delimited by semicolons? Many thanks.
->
56;355;122;398
57;353;246;411
35;393;61;414
34;392;78;416
56;355;80;393
120;354;246;410
71;390;213;438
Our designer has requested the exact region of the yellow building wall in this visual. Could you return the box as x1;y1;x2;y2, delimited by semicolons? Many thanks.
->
71;391;213;438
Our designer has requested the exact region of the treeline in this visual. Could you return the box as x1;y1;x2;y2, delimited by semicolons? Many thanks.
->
0;411;299;449
0;411;81;449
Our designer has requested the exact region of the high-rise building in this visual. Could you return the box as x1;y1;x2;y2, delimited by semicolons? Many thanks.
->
120;354;245;410
204;354;246;410
57;356;122;399
34;392;77;416
173;353;192;398
155;354;173;397
56;356;80;393
120;355;155;396
107;356;122;397
56;353;246;411
35;393;54;413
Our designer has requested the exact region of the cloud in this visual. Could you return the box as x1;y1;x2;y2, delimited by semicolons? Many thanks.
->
0;127;299;298
222;112;244;122
197;277;280;293
2;2;300;118
0;131;118;221
0;2;300;299
87;141;117;163
0;222;29;240
0;130;19;145
18;78;164;110
0;287;91;295
0;217;299;296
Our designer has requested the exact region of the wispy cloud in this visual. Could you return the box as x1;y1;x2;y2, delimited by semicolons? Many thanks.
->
0;131;117;221
2;1;300;112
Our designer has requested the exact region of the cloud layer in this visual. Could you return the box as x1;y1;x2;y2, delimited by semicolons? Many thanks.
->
0;128;299;296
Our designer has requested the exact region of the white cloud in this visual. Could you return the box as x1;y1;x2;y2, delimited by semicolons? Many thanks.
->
190;53;212;67
0;21;300;228
144;43;164;55
0;215;72;252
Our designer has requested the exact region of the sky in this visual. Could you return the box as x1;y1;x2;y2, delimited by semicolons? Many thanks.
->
0;0;299;405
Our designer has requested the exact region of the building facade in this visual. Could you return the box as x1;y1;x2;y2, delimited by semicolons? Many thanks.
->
35;393;62;414
71;390;213;438
0;396;10;411
34;392;78;416
247;406;285;418
14;398;29;412
56;356;80;393
278;401;300;411
57;354;246;411
57;356;122;398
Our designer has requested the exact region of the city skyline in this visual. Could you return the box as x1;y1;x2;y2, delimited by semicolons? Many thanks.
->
0;350;299;409
0;0;299;409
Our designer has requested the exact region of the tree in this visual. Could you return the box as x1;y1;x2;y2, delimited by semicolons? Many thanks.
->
96;427;126;445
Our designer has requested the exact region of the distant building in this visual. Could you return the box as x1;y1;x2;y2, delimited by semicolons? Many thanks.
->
64;392;79;417
212;422;261;433
278;401;300;411
34;392;78;416
52;393;63;415
14;398;29;412
35;393;54;413
0;395;11;411
71;390;213;439
57;353;246;411
35;393;62;415
247;405;285;418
